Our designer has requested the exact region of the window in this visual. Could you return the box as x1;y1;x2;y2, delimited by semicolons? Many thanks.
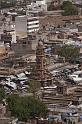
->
23;41;26;44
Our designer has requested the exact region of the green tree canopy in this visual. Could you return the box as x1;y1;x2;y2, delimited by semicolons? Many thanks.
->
58;45;79;62
62;1;78;16
7;94;48;122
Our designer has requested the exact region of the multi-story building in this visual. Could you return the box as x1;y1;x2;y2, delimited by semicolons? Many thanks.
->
15;15;39;36
27;0;47;12
27;16;39;33
15;15;27;37
0;15;16;45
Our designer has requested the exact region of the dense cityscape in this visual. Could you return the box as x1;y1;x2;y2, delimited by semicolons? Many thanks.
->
0;0;82;124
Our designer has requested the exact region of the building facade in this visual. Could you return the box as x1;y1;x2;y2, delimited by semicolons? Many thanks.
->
15;15;39;36
27;16;39;33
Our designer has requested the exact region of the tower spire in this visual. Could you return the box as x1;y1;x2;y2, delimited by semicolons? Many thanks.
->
36;40;52;87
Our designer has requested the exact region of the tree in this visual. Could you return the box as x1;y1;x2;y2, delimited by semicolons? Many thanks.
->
28;80;41;98
62;1;78;16
58;45;79;62
7;94;48;122
0;87;5;103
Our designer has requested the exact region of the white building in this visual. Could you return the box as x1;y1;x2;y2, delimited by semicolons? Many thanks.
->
15;15;39;36
27;0;47;13
27;16;39;33
15;15;27;37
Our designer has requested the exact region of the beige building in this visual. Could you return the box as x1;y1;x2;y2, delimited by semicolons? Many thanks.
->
15;15;39;37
